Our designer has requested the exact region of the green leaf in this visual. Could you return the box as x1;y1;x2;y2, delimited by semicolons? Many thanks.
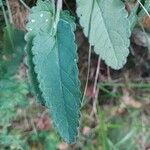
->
26;0;54;39
25;1;81;143
76;0;131;69
25;0;54;105
30;19;81;143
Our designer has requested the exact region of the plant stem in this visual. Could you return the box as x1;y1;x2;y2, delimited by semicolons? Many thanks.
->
1;0;9;26
1;0;15;53
6;0;13;24
93;56;101;95
54;0;62;31
137;0;150;18
81;45;92;106
19;0;31;11
82;0;94;106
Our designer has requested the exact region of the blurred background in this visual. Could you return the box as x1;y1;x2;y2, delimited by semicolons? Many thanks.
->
0;0;150;149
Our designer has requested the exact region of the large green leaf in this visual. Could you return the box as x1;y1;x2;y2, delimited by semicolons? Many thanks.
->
25;1;81;143
31;19;81;143
76;0;131;69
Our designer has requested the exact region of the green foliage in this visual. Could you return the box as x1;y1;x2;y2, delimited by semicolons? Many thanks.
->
0;2;29;149
0;20;58;148
26;1;81;143
0;132;28;150
25;0;54;105
0;79;29;150
1;0;149;147
0;24;28;149
29;131;59;150
32;21;81;143
76;0;131;69
24;0;150;144
0;79;28;125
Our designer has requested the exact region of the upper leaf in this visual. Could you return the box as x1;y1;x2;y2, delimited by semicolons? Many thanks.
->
77;0;131;69
26;0;54;39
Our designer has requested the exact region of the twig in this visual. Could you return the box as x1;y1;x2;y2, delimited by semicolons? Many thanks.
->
90;88;99;119
93;56;101;95
54;0;62;31
137;0;150;18
64;0;75;16
19;0;31;11
1;0;9;26
107;66;111;82
81;45;92;106
81;0;95;107
90;57;101;119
